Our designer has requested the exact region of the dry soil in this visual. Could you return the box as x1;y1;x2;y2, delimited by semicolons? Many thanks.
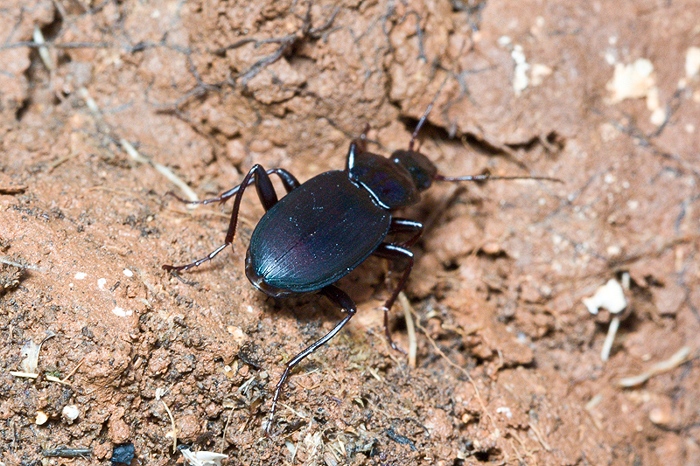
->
1;0;699;465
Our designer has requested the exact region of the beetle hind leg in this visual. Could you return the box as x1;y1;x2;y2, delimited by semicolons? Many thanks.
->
163;165;300;273
266;285;356;436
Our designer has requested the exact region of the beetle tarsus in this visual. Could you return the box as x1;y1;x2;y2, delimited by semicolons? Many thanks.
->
384;316;408;354
162;243;230;272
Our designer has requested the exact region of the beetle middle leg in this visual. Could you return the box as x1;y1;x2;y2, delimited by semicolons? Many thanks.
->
371;219;422;352
163;165;300;273
387;218;423;248
372;244;418;353
266;285;357;436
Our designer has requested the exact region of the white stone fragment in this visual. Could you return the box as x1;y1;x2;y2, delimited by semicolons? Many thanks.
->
583;279;627;315
686;47;700;78
530;63;552;86
112;307;133;317
496;406;513;419
62;405;80;423
20;340;42;374
497;35;512;47
606;59;655;103
512;45;530;95
180;447;228;466
35;411;49;425
584;278;629;361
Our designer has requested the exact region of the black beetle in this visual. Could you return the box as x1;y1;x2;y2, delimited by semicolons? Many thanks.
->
163;103;558;434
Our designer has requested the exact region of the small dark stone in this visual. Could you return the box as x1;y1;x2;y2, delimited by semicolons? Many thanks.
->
111;443;135;464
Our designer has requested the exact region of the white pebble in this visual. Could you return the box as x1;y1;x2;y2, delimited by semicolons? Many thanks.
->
686;46;700;78
35;411;49;425
112;307;133;317
496;406;513;419
62;405;80;423
583;279;627;315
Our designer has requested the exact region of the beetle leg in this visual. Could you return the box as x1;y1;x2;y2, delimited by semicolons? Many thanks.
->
166;168;301;205
388;218;423;247
269;168;301;193
163;165;295;273
266;285;356;436
372;243;415;353
345;127;372;171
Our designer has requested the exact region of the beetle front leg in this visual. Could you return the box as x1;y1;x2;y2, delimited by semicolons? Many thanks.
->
345;125;372;171
372;243;415;353
266;285;356;436
163;165;297;273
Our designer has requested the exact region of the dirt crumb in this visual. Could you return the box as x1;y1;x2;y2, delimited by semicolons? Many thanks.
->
108;414;131;445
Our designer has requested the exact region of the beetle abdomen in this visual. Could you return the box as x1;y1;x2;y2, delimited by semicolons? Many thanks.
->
246;170;391;296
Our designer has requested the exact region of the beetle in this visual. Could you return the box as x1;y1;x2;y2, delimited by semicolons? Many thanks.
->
163;103;558;435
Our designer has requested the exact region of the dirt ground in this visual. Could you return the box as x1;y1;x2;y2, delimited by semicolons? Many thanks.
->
1;0;699;464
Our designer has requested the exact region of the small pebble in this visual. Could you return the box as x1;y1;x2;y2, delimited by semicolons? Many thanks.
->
481;242;502;255
62;405;80;423
649;406;674;427
111;443;135;465
35;411;49;425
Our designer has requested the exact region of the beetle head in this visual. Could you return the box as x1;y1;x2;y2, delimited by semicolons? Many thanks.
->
391;149;437;192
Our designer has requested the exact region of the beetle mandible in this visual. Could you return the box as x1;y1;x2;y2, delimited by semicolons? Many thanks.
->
163;102;558;435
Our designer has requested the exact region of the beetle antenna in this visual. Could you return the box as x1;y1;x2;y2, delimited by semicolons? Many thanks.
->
408;103;434;152
408;76;450;151
435;174;563;183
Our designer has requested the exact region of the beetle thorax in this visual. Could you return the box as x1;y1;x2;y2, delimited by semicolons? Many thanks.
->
347;144;420;210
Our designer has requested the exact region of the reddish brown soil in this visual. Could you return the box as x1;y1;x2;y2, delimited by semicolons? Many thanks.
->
1;0;699;465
